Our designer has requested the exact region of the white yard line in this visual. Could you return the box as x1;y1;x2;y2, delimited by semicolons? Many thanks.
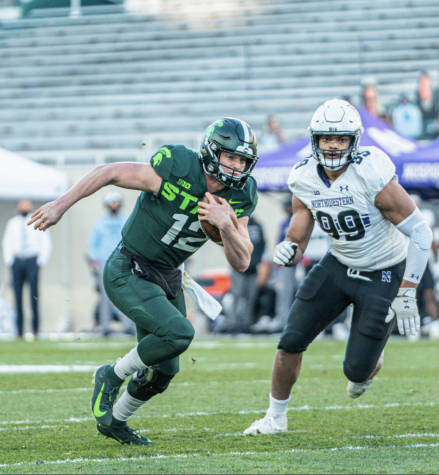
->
0;443;438;469
0;375;433;396
354;433;439;439
0;387;91;395
1;401;438;427
0;362;259;374
1;360;438;374
0;365;97;374
0;425;70;432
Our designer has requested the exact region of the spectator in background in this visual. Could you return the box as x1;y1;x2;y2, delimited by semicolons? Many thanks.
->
2;200;52;338
227;214;266;333
88;192;135;337
259;115;286;148
392;94;423;139
415;72;439;139
361;83;392;125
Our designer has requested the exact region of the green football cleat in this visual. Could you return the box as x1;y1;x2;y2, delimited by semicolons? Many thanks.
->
97;422;155;446
91;365;122;427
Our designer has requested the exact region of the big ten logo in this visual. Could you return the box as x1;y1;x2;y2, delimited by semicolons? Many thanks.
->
162;182;200;214
177;179;191;190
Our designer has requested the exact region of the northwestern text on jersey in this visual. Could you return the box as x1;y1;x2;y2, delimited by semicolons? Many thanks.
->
311;196;355;208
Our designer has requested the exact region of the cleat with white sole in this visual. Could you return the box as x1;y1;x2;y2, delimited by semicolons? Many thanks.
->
347;378;374;398
243;414;287;435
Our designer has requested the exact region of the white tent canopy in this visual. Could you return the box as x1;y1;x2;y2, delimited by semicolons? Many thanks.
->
0;147;69;200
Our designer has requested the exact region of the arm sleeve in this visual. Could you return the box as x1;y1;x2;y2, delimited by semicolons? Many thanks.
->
396;208;433;284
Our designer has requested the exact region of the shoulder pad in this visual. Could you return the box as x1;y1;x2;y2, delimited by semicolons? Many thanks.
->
353;147;396;197
287;156;314;194
150;145;194;180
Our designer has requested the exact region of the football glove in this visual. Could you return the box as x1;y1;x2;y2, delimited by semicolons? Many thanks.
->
385;288;420;336
273;241;298;266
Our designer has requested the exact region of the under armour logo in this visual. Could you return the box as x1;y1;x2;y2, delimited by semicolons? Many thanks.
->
411;273;420;280
340;186;349;192
382;271;391;283
313;191;320;195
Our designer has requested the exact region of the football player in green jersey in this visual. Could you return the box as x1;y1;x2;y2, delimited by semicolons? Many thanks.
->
29;117;259;446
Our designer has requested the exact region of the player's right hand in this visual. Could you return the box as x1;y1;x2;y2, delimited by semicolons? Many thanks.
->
273;241;298;266
27;201;64;231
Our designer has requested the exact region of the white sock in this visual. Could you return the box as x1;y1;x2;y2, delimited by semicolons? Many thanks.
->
268;392;291;417
113;390;146;422
113;346;145;381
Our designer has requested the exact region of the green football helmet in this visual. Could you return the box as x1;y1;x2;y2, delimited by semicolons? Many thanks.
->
199;117;258;190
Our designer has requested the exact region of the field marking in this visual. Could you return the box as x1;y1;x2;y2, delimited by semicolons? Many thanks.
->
0;425;70;432
0;374;434;396
0;362;259;374
0;387;92;395
55;342;135;350
354;433;439;439
1;401;438;427
0;365;97;374
1;443;438;469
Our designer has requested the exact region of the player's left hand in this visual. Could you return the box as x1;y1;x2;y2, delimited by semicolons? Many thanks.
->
385;288;420;336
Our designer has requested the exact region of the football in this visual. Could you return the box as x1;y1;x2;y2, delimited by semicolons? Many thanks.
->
199;194;239;246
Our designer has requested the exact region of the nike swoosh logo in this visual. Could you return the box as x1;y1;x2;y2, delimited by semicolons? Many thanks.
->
228;200;242;205
112;432;124;443
93;382;107;418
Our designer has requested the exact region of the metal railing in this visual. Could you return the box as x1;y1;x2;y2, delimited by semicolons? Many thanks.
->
25;132;202;167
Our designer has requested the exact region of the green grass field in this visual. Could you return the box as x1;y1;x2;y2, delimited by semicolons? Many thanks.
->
0;336;438;474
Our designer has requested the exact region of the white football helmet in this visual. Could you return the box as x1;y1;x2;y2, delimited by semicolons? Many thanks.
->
308;99;363;171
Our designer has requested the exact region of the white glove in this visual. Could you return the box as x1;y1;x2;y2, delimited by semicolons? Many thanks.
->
273;241;298;266
385;288;420;336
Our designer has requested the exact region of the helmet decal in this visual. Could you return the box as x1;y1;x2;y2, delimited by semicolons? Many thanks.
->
206;121;223;140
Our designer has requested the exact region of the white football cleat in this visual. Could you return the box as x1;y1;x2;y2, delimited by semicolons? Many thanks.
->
347;378;374;398
243;414;287;435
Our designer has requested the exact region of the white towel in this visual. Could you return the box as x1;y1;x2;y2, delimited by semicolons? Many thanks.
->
180;267;222;320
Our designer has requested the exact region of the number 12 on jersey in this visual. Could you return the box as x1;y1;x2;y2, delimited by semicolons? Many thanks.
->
161;214;208;252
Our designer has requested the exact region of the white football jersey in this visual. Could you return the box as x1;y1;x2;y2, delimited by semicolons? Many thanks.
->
288;146;407;271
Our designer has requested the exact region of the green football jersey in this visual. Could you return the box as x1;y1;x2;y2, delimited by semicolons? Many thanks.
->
121;145;258;270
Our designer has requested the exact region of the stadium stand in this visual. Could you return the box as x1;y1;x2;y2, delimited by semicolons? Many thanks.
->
0;0;439;164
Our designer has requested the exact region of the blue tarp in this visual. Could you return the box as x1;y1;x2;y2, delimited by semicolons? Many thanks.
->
253;108;439;198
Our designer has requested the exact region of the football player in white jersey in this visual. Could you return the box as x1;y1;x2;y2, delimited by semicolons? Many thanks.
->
244;99;433;436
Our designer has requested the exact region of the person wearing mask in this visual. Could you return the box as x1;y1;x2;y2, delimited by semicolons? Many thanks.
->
2;199;52;338
88;192;135;337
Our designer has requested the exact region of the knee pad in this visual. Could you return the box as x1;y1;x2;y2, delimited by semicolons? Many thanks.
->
168;316;195;340
168;338;192;357
165;317;194;358
278;329;309;354
343;360;374;383
127;368;175;402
